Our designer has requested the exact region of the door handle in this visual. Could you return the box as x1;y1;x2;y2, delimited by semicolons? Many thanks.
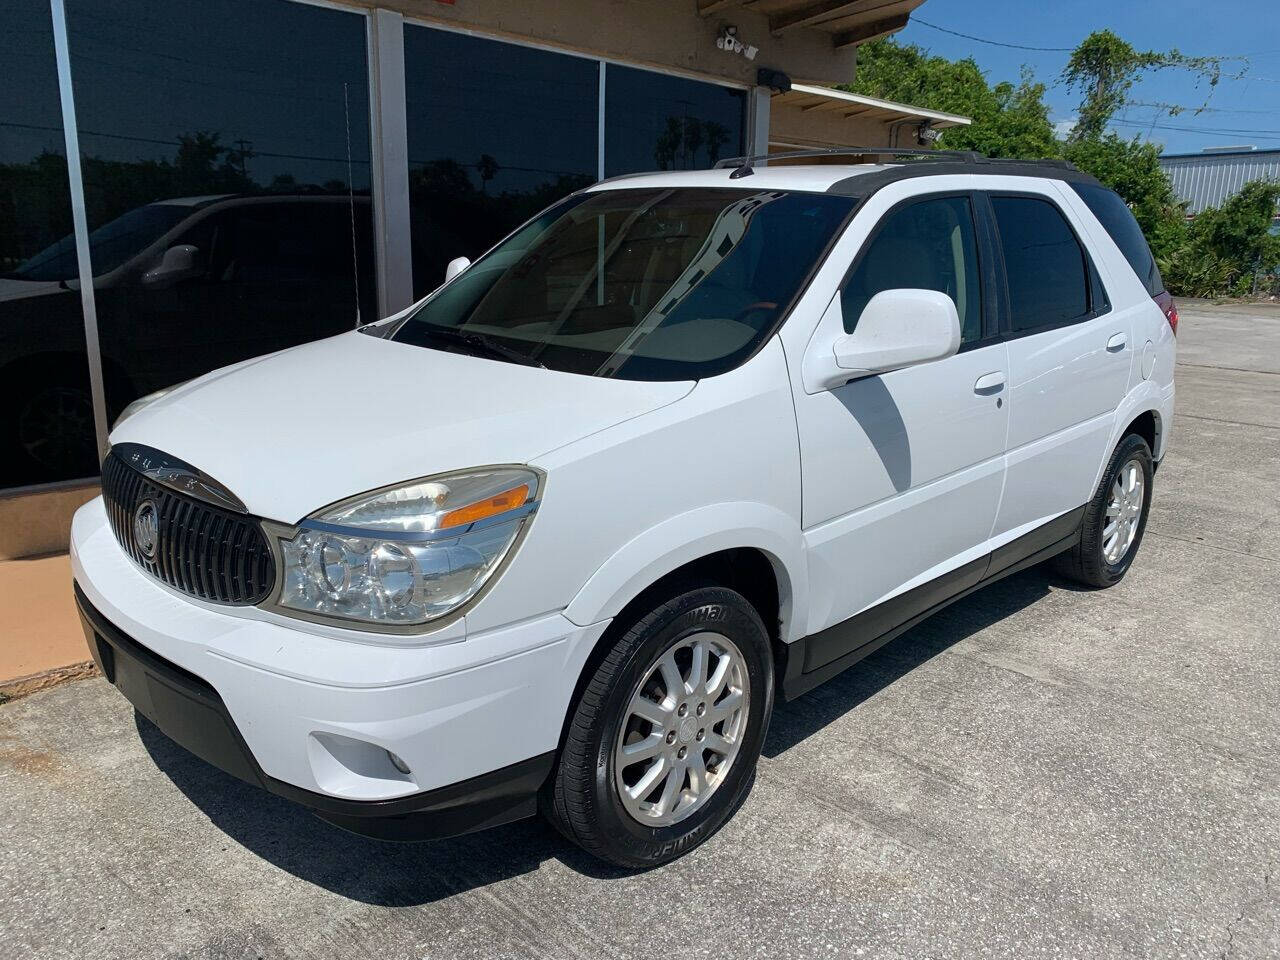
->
1106;332;1127;352
973;371;1005;395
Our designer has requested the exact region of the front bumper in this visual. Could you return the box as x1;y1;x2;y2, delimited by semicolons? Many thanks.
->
76;583;551;839
71;496;608;839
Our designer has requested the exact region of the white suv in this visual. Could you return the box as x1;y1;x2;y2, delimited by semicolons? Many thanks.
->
71;153;1177;867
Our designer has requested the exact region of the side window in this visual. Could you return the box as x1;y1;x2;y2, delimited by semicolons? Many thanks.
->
1071;182;1164;297
990;196;1090;331
842;195;982;344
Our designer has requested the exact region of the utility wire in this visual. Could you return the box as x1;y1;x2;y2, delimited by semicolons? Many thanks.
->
1111;117;1280;137
1126;100;1280;115
910;18;1071;52
911;17;1262;63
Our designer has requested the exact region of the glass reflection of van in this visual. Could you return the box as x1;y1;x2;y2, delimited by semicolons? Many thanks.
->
0;193;374;487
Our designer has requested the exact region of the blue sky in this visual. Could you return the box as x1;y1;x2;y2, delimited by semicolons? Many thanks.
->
891;0;1280;155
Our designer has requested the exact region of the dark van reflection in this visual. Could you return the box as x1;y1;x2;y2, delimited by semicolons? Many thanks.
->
0;193;375;489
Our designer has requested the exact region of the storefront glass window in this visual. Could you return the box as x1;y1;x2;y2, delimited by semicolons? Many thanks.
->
64;0;376;426
604;65;746;178
404;25;599;296
0;0;97;488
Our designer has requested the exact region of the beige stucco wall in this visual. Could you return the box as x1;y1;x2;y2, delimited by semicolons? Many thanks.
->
0;483;96;562
369;0;857;88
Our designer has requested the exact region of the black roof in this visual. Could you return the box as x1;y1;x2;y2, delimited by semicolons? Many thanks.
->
711;146;1101;195
825;157;1102;197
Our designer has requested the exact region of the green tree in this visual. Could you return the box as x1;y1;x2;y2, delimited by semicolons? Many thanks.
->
1061;30;1222;141
1061;134;1188;261
847;40;1058;159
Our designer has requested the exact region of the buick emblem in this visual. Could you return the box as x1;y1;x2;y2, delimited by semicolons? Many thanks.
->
133;500;159;561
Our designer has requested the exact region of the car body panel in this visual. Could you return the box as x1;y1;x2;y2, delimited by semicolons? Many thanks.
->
475;336;803;636
110;329;694;522
987;180;1136;541
783;175;1010;634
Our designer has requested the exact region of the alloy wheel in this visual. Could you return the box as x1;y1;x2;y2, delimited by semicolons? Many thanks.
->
613;631;750;827
1103;457;1145;565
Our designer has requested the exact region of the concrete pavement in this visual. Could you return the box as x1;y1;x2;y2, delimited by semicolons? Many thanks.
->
2;300;1277;959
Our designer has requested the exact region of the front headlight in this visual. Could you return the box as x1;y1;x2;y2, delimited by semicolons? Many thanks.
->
271;467;540;628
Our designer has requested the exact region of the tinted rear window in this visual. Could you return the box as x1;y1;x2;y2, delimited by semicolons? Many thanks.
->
1071;183;1164;297
991;196;1090;331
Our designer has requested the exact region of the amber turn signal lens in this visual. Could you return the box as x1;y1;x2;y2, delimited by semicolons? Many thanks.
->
438;483;531;530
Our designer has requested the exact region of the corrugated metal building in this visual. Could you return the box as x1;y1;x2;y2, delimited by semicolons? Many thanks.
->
1159;148;1280;215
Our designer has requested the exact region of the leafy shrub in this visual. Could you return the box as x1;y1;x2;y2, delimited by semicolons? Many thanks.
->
1160;181;1280;298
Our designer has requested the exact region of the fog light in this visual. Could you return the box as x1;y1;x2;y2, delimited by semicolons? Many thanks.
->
387;750;411;775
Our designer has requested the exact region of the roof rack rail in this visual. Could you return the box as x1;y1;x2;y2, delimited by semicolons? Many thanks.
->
713;146;1076;180
713;146;981;179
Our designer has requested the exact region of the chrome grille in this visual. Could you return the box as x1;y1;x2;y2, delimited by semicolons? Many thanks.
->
101;451;275;605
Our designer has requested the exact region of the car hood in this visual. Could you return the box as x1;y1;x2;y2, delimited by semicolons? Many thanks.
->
110;330;693;521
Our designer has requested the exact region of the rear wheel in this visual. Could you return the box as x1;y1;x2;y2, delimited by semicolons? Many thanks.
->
1055;433;1154;587
545;585;774;868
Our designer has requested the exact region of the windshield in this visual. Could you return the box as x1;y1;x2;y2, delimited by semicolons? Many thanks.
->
5;203;192;282
382;187;854;380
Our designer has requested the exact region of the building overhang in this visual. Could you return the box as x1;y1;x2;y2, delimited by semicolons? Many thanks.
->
775;83;972;130
698;0;927;49
387;0;924;88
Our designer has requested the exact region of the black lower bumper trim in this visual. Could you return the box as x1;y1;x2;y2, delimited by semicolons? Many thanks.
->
74;581;554;841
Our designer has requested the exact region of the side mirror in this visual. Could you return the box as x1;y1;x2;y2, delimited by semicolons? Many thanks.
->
141;244;201;288
444;256;471;283
832;289;961;379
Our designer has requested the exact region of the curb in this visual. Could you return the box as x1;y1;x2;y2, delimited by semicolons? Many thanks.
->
0;661;99;705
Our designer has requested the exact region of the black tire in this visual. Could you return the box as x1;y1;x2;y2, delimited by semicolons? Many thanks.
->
545;585;774;868
0;359;99;487
1054;433;1154;587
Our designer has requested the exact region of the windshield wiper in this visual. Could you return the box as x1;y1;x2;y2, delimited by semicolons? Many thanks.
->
418;326;546;368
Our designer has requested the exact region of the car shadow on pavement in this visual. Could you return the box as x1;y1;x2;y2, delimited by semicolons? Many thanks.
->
136;566;1073;903
764;567;1069;758
136;712;639;903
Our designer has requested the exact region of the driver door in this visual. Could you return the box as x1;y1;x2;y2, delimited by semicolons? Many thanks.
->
793;191;1009;670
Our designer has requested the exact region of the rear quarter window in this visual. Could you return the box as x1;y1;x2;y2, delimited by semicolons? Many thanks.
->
1070;183;1164;297
990;195;1091;332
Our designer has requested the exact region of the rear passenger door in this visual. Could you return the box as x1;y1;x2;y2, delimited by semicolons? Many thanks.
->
985;188;1130;542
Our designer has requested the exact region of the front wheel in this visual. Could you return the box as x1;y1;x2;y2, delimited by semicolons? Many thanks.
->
545;585;774;868
1055;433;1154;587
0;365;98;485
